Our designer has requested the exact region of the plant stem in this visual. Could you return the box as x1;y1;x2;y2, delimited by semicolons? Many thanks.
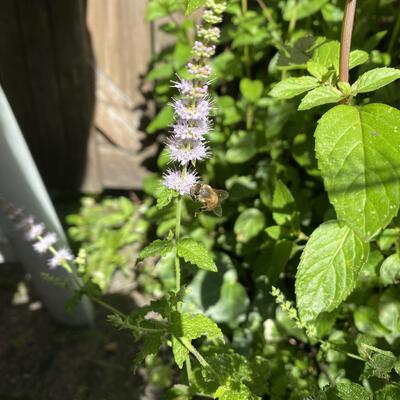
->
246;104;253;130
185;355;193;384
339;0;357;83
180;337;219;380
388;10;400;58
175;195;183;292
91;296;128;319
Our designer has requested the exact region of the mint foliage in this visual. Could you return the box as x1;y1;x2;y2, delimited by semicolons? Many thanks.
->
298;85;343;110
184;0;206;15
156;186;179;210
352;67;400;94
334;382;373;400
272;180;298;227
296;220;369;321
269;76;319;99
234;208;266;242
139;238;173;259
240;78;264;103
315;104;400;241
177;238;217;271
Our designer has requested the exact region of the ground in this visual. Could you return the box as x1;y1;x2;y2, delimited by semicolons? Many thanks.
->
0;263;161;400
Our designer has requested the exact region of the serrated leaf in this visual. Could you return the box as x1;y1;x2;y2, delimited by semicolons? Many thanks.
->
354;306;391;338
361;344;397;379
375;384;400;400
352;67;400;94
132;334;162;372
240;78;264;103
177;238;217;271
312;40;340;70
269;76;319;99
170;311;223;342
139;239;173;259
172;336;188;369
335;382;372;400
156;186;179;210
296;220;369;322
272;180;298;226
234;208;266;242
315;104;400;241
298;85;343;110
184;0;206;15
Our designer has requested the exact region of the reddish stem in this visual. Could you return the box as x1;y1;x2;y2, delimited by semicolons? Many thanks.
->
339;0;357;83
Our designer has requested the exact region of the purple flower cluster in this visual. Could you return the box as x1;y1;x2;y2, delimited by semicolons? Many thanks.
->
163;0;226;196
0;197;74;269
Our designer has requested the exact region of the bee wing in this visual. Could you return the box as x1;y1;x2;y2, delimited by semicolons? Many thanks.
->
215;189;229;201
213;203;223;217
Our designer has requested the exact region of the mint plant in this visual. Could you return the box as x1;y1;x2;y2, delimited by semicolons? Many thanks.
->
3;0;400;398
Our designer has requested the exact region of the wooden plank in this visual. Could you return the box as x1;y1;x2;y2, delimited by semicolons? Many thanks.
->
16;0;67;189
47;0;101;191
0;1;38;157
94;69;143;152
97;132;157;190
87;0;152;103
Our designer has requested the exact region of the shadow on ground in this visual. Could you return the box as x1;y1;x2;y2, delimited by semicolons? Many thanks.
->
0;263;160;400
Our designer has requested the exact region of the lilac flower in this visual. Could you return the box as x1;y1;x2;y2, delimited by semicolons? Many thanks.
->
33;232;57;254
167;138;210;165
187;63;212;80
163;169;199;195
192;41;216;58
48;247;74;269
25;223;45;241
15;216;34;230
173;119;209;140
173;99;211;121
162;0;226;196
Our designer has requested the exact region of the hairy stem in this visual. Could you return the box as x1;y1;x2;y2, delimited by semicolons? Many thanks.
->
180;337;219;380
339;0;357;83
175;195;183;292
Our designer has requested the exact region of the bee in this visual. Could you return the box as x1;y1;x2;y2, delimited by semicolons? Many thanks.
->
190;183;229;217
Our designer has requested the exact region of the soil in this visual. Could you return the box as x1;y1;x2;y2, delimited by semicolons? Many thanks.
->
0;263;161;400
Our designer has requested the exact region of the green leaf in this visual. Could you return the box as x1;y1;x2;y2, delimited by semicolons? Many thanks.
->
171;337;188;369
378;287;400;333
177;238;217;271
156;186;179;210
312;40;340;71
166;384;193;400
283;0;329;21
272;180;298;226
170;311;224;341
240;78;264;103
296;220;369;322
352;67;400;94
377;228;400;251
226;130;257;163
380;254;400;285
315;104;400;241
354;306;391;338
335;382;372;400
349;50;369;69
298;85;343;110
375;384;400;400
234;208;266;242
306;61;329;80
147;105;174;133
360;344;397;379
139;239;173;259
133;334;162;372
184;0;206;15
269;76;319;99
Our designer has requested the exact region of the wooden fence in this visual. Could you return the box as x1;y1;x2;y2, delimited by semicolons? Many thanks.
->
0;0;171;192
